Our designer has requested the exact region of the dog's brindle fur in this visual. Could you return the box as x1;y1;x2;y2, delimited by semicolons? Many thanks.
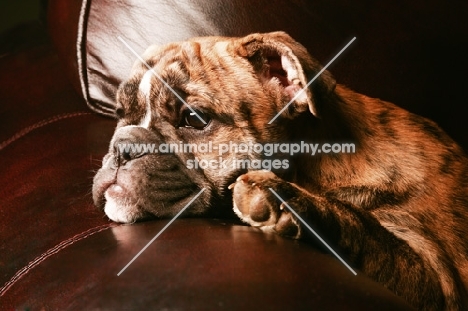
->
92;32;468;310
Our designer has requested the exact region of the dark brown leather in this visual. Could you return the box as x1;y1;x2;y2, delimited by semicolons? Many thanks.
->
47;0;468;149
1;218;414;310
47;0;85;98
0;43;112;288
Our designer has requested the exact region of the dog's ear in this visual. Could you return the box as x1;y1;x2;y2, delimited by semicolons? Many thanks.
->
234;32;336;118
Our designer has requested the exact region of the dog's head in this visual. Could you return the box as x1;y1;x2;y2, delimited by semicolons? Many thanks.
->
92;31;336;223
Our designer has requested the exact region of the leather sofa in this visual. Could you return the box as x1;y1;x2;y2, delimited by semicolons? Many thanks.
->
1;0;466;309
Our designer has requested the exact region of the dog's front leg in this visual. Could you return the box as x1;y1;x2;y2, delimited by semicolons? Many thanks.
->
229;170;447;311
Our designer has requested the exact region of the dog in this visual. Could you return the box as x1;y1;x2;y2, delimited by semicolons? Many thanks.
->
92;31;468;310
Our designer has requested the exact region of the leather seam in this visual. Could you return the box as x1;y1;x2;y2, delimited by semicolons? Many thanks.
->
0;223;119;297
0;111;93;151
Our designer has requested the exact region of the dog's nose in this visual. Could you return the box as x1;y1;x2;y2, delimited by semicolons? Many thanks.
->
110;126;160;164
115;140;145;163
113;138;148;165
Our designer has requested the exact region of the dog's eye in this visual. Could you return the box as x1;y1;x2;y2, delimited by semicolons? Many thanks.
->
180;109;210;130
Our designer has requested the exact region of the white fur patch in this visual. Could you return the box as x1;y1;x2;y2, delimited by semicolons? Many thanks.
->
104;191;138;223
139;70;153;128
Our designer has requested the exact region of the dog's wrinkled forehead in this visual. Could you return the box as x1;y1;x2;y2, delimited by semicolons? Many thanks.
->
115;32;336;133
115;38;246;128
116;42;195;125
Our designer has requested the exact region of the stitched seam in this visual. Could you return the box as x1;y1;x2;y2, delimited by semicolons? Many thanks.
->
0;111;92;151
0;223;118;297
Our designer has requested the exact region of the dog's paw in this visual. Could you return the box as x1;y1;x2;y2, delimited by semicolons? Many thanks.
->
228;170;302;239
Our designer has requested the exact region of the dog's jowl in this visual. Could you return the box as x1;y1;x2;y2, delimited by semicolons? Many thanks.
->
92;32;468;310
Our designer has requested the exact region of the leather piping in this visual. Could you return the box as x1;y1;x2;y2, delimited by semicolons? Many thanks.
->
76;0;116;117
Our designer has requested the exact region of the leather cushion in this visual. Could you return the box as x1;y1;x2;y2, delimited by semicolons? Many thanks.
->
1;219;415;310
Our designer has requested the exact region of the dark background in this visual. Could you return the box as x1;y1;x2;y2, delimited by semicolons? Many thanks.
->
0;0;48;56
0;0;44;33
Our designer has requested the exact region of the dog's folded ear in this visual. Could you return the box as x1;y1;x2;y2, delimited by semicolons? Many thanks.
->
233;31;336;118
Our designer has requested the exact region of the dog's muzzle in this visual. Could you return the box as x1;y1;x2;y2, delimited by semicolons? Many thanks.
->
92;126;202;223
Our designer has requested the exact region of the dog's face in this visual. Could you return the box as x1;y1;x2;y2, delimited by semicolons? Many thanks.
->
92;32;335;223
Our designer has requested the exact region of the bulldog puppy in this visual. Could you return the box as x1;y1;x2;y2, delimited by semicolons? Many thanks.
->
92;32;468;310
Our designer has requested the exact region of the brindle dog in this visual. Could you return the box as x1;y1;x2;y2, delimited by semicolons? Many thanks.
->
92;32;468;310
